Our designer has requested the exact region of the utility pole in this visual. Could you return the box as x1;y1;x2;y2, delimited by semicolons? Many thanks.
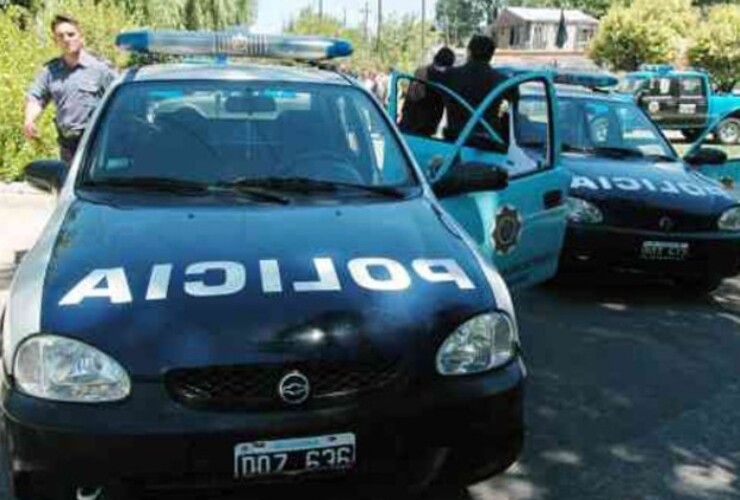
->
421;0;426;64
376;0;382;53
360;0;370;42
319;0;324;21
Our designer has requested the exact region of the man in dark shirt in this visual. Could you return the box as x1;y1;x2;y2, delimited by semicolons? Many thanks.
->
434;34;512;146
398;47;455;137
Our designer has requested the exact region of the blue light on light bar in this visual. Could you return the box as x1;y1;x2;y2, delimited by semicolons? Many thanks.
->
552;72;619;88
638;64;675;74
116;30;353;61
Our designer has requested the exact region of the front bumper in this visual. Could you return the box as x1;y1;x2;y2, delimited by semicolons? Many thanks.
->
1;358;524;494
561;224;740;280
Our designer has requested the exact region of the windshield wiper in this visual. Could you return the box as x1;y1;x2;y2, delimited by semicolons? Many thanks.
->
562;144;646;159
219;177;409;199
644;153;678;163
212;181;290;205
82;177;210;195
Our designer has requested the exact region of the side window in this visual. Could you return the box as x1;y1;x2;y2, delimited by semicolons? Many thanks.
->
648;77;674;96
508;82;552;177
679;77;704;98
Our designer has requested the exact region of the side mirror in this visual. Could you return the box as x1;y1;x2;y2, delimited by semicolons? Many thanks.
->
24;160;67;193
432;162;509;198
685;147;728;166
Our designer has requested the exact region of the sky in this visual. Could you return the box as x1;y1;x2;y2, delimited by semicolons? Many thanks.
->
253;0;438;34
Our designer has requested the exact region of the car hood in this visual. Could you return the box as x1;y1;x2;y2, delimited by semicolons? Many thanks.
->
29;196;495;377
565;154;738;219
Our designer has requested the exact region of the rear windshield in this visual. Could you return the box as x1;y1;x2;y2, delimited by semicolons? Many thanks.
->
82;81;417;188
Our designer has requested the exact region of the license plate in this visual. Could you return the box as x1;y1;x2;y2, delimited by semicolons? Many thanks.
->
234;433;356;479
640;241;689;261
679;103;696;114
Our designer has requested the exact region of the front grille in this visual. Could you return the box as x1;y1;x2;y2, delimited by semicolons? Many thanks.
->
605;204;716;232
166;359;402;410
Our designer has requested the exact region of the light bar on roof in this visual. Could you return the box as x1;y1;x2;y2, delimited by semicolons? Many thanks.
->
116;29;353;61
638;64;675;74
552;72;619;88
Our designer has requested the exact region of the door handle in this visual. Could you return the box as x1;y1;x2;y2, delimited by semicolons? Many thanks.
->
543;190;563;209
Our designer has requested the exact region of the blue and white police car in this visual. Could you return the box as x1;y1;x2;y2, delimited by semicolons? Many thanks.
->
0;31;527;499
517;71;740;292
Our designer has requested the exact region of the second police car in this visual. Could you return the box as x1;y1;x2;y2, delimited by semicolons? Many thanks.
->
0;31;541;499
515;71;740;292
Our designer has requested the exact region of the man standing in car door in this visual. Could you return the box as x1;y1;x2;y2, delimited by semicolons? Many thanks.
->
24;14;116;165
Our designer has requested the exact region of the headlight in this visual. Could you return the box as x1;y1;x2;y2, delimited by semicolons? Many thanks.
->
436;313;518;376
718;206;740;231
567;197;603;224
13;335;130;403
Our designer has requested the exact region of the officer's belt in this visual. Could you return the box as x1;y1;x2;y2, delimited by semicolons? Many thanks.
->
56;127;83;140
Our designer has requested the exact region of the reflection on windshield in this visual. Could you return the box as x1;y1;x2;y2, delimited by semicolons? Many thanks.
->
83;82;417;191
552;97;675;160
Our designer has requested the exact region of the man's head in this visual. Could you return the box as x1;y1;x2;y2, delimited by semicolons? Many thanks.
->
467;34;495;63
51;15;84;56
433;47;455;69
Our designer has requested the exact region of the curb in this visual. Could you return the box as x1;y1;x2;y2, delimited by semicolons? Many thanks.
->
0;182;47;196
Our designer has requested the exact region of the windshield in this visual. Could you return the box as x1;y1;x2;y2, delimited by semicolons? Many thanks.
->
82;81;418;190
553;96;675;160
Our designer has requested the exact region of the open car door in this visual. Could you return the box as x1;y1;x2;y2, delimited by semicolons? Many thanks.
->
684;110;740;197
389;71;570;289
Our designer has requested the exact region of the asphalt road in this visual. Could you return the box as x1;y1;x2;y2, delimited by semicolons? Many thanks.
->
0;193;739;500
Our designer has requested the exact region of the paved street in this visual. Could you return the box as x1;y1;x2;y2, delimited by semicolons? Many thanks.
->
0;192;739;499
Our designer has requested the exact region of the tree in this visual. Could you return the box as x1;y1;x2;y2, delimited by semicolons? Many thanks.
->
435;0;481;47
589;0;697;70
688;3;740;92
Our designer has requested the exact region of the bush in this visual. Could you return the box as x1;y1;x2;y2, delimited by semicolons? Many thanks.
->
688;4;740;93
589;0;698;71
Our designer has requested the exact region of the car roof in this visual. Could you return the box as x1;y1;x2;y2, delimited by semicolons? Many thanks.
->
123;62;352;85
626;70;705;79
520;84;634;103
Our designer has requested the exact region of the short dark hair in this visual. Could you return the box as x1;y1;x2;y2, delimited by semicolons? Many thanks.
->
468;34;495;63
433;47;455;68
51;14;81;33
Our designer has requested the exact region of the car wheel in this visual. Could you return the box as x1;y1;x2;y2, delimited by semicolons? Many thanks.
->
675;276;723;295
680;129;703;143
716;118;740;145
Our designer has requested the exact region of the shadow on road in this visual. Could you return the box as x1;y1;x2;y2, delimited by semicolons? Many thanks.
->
477;276;740;499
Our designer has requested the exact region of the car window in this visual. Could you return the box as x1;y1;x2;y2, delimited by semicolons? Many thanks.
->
647;77;675;97
84;81;417;188
617;77;647;94
679;77;704;97
553;97;674;158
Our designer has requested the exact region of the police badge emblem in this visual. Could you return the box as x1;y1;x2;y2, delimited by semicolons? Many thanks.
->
492;205;522;255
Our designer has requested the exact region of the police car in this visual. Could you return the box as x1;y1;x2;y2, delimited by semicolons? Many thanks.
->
520;72;740;292
0;31;527;499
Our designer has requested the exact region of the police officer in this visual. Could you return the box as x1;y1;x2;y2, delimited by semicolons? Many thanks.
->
24;14;116;164
433;34;513;148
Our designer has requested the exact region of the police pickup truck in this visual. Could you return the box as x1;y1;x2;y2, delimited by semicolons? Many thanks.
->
0;31;552;499
619;64;740;145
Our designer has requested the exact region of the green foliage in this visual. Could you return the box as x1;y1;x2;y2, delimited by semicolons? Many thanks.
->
0;5;56;181
435;0;481;47
589;0;698;70
688;4;740;92
287;8;437;73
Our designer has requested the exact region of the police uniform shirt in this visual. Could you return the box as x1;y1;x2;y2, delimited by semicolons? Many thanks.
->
27;50;117;137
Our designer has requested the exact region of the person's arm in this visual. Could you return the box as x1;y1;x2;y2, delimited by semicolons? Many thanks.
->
25;68;51;140
24;98;44;139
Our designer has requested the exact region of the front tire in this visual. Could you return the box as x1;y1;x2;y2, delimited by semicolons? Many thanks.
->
715;118;740;145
